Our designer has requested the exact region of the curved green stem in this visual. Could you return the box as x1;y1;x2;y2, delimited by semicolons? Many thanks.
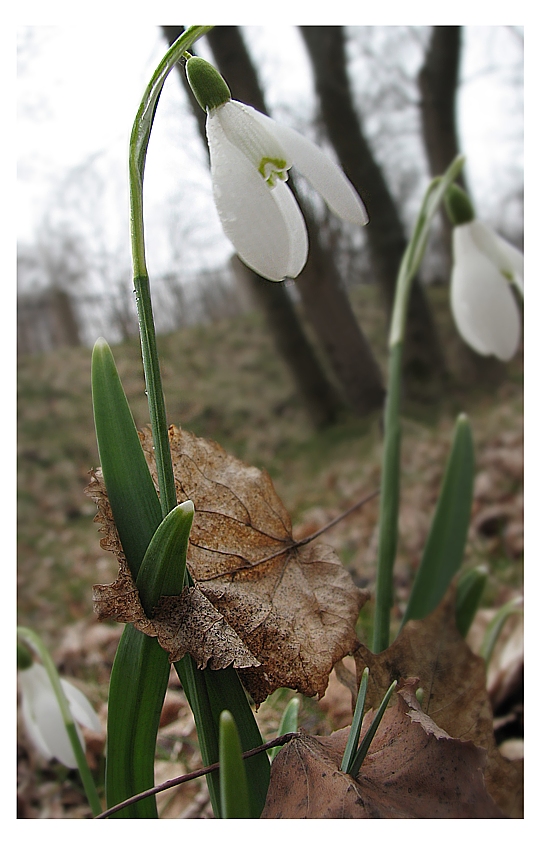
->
129;25;213;517
372;155;465;653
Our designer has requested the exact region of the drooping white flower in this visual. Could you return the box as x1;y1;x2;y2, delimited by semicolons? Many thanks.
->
18;663;101;768
450;219;523;361
186;57;368;282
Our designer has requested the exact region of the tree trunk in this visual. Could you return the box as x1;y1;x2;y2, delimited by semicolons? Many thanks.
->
162;25;342;427
418;25;466;270
202;24;385;417
300;25;448;400
418;26;505;386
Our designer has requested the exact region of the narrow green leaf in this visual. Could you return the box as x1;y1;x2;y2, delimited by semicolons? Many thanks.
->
203;665;270;817
136;500;193;616
269;696;300;761
341;668;369;774
105;628;168;817
175;659;271;818
348;680;397;779
91;338;162;579
402;414;474;627
92;338;171;816
105;499;196;815
455;565;488;638
219;711;251;819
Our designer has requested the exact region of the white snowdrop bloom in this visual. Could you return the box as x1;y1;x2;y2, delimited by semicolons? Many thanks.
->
450;220;523;361
19;663;101;768
186;57;368;282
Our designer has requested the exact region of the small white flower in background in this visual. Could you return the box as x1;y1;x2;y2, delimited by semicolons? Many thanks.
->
186;56;368;282
18;662;101;768
446;185;523;361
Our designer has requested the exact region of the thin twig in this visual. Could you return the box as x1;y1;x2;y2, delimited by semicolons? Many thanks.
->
196;488;380;579
289;488;380;549
95;732;298;818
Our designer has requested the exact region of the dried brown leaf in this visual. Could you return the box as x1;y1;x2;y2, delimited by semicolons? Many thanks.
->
262;680;504;818
92;554;260;669
353;592;523;818
88;426;368;703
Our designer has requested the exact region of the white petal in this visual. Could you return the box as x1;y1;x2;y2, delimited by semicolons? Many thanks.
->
21;690;56;762
61;679;101;733
272;180;308;278
213;100;291;173
468;220;524;292
207;109;307;281
19;665;80;767
19;664;98;768
245;106;368;226
34;688;82;768
451;226;521;361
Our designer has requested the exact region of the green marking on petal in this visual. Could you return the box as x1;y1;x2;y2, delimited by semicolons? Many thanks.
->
258;156;288;186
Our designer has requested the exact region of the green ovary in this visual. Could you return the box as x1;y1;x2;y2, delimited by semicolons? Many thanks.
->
258;157;288;187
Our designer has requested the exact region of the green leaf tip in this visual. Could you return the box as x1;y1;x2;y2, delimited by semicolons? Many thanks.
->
341;667;369;774
455;565;488;638
269;696;300;761
219;710;251;818
91;336;162;580
186;56;231;112
347;679;397;779
136;499;194;616
401;413;474;626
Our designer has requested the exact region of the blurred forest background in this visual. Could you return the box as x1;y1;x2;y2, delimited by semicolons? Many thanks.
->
17;25;524;818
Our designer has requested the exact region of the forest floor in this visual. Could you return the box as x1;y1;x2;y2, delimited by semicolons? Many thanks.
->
17;284;524;818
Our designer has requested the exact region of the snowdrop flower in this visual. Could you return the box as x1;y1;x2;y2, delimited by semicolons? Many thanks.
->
186;56;368;282
18;661;101;769
446;185;523;361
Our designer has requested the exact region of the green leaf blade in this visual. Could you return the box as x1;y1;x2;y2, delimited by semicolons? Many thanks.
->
455;565;488;638
341;667;369;774
105;627;169;818
136;500;193;615
269;696;300;761
402;413;474;626
219;711;251;818
91;338;162;579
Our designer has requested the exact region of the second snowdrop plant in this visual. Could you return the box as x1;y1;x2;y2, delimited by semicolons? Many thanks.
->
446;184;523;361
185;55;368;282
17;628;103;816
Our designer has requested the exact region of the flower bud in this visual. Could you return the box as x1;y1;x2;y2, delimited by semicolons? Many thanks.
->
17;640;33;670
445;184;475;226
186;56;231;112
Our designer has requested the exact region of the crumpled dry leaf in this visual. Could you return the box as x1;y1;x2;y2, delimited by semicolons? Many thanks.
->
262;679;504;819
87;426;368;704
92;552;260;670
353;592;523;818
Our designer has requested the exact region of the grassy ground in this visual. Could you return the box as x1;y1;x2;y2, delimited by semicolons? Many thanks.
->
17;283;523;817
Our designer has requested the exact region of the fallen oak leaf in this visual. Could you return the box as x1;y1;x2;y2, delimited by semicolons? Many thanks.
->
353;590;523;818
261;679;504;819
87;426;368;704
